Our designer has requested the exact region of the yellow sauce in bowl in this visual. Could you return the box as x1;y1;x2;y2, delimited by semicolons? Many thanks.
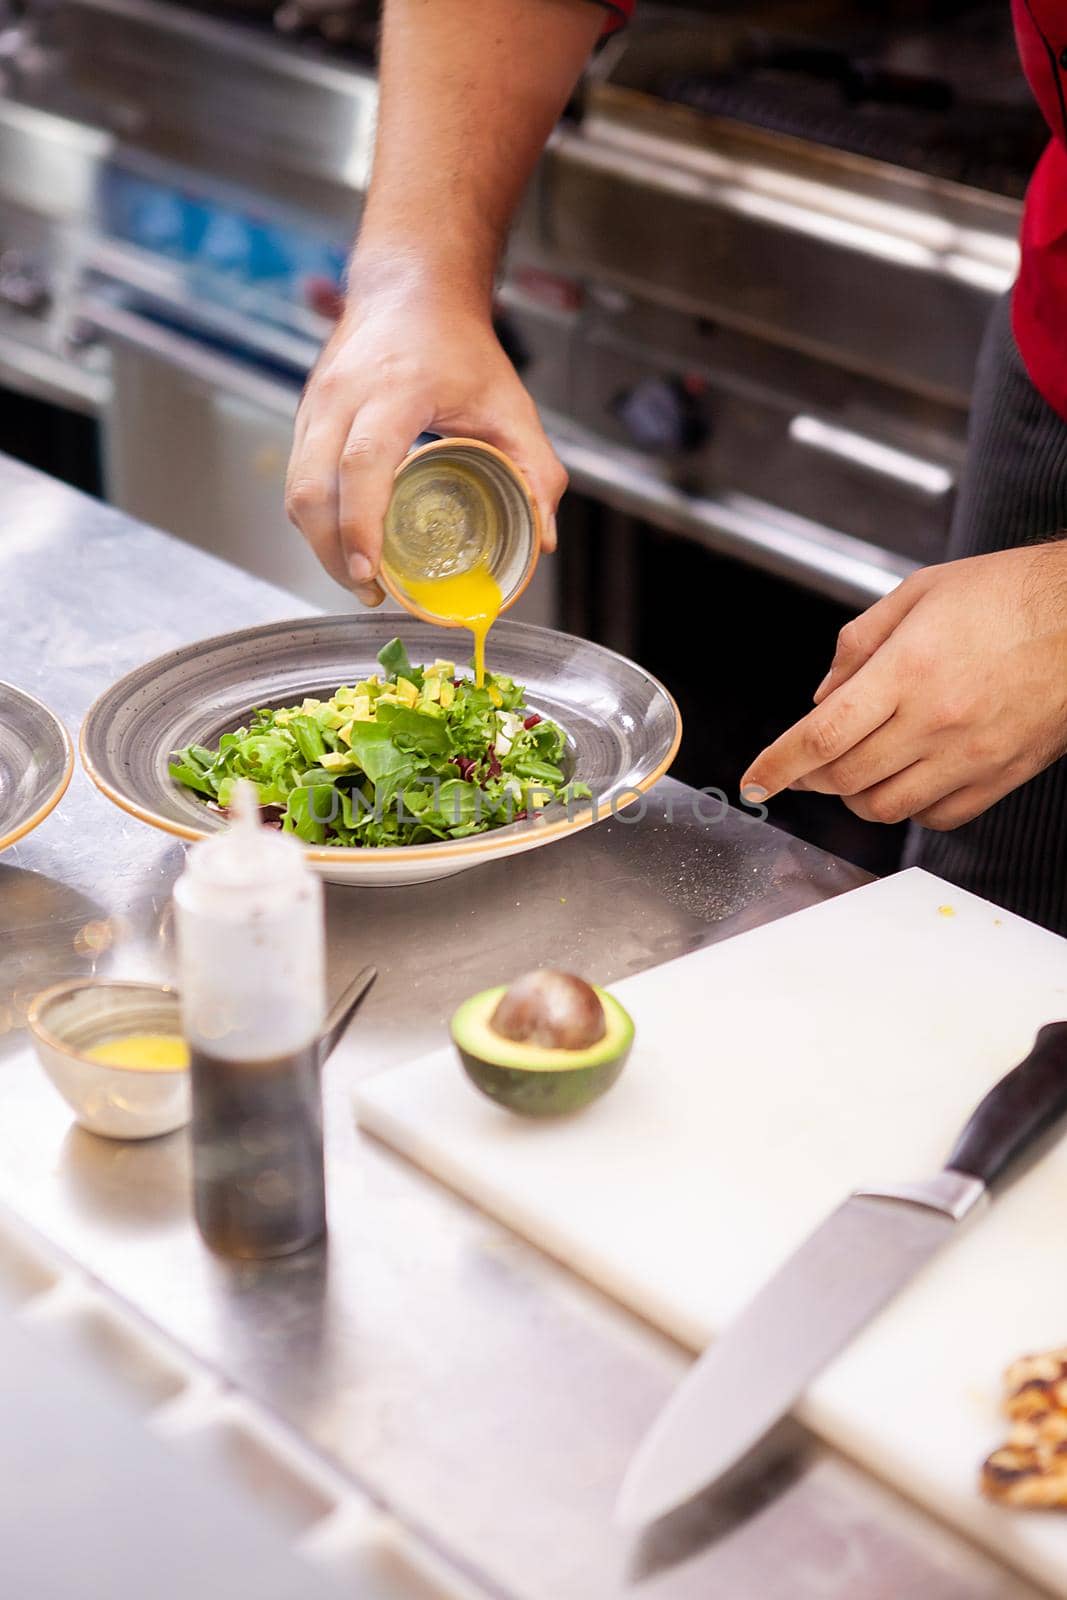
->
83;1034;189;1072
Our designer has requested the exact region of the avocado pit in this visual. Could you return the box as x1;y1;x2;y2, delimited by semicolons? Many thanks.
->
451;969;634;1118
490;969;606;1052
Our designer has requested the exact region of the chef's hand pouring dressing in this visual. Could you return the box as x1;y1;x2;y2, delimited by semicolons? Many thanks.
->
379;438;539;684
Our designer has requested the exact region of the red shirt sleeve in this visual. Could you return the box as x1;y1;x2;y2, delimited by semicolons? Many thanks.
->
1011;0;1067;421
593;0;634;33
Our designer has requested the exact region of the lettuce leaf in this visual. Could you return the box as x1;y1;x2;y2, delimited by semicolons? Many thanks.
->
377;637;413;680
374;702;450;755
170;640;580;850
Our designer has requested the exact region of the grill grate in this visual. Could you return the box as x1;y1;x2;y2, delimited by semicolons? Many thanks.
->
658;66;1047;198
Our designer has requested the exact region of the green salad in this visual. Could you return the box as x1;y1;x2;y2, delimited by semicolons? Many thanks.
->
169;638;589;848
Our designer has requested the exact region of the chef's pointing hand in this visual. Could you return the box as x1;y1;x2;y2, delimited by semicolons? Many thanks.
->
741;544;1067;830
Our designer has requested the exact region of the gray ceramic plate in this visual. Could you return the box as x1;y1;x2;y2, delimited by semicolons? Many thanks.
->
0;683;74;853
80;616;681;886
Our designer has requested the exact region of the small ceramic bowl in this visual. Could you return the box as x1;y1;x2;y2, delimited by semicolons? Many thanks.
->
380;438;540;622
27;979;190;1140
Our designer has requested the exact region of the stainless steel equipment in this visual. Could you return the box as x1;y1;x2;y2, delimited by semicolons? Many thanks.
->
83;252;343;608
540;1;1026;603
0;0;1031;613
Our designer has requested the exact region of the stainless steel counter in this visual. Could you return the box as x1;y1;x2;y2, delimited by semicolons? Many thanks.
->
0;455;1044;1599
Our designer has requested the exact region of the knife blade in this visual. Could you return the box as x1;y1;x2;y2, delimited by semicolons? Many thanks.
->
616;1021;1067;1527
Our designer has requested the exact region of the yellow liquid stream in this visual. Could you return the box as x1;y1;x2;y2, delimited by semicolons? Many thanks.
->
405;564;502;687
83;1033;190;1071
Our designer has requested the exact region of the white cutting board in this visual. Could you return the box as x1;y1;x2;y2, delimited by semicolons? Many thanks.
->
355;868;1067;1593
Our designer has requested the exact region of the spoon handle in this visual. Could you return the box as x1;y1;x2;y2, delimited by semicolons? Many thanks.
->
320;966;377;1064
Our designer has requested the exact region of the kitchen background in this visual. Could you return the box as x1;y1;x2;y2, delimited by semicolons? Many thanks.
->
0;0;1034;870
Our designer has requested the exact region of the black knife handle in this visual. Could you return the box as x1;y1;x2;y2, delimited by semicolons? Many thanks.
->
946;1022;1067;1190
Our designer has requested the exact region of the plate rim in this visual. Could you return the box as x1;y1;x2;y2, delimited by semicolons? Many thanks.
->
0;682;75;852
78;615;682;866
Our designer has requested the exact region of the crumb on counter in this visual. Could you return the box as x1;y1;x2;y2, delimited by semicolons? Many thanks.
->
937;904;955;918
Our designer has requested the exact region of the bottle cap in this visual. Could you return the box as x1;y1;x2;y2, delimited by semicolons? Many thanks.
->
380;438;539;623
185;780;306;892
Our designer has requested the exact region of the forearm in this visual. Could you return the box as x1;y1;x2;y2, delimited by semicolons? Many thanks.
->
354;0;604;309
289;0;593;594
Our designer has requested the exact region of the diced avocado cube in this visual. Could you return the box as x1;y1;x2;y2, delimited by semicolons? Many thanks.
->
439;680;456;709
421;675;441;704
338;721;354;747
396;677;419;706
350;695;373;721
433;659;455;677
320;751;353;771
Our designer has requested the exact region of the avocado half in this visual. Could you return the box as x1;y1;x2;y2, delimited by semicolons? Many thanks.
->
451;984;634;1118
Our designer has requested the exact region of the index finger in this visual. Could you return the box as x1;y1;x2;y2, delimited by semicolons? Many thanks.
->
741;669;898;802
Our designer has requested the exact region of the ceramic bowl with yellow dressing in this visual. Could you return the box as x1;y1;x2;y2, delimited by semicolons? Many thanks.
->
28;979;190;1140
380;438;539;684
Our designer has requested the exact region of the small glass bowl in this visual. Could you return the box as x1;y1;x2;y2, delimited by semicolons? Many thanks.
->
27;979;191;1141
380;437;540;622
